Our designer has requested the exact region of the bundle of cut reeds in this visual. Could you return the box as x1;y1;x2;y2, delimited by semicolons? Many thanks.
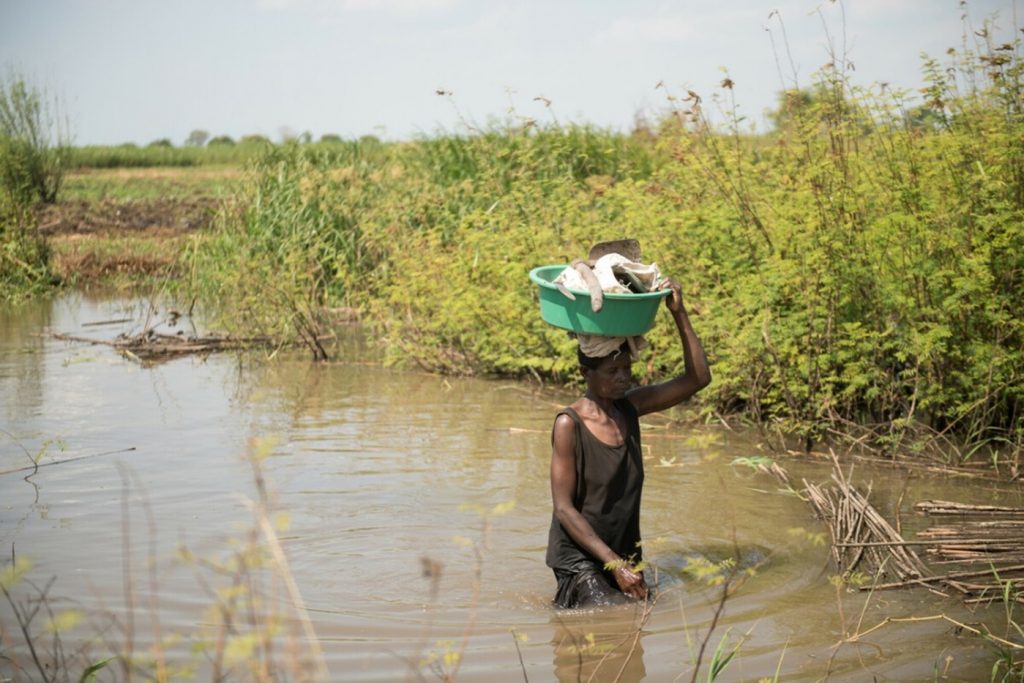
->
760;459;1023;604
800;460;928;582
912;500;1024;604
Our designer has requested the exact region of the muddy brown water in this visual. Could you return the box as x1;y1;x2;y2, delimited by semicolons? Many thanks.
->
2;293;1022;681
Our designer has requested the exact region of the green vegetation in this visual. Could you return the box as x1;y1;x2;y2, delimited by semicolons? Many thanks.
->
0;206;52;298
59;166;242;201
66;139;378;169
69;142;266;169
183;32;1022;464
0;72;65;299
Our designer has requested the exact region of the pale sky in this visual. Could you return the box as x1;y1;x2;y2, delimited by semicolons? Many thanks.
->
1;0;1018;146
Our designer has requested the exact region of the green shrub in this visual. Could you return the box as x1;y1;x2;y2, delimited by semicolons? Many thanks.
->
0;202;55;300
239;134;272;146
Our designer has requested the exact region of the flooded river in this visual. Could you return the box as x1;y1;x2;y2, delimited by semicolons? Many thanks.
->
2;293;1021;681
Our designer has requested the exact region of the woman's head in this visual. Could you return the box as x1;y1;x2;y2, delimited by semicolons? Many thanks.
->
578;341;633;399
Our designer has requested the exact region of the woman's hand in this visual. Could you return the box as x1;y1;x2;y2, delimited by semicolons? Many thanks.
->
612;564;649;600
658;277;683;312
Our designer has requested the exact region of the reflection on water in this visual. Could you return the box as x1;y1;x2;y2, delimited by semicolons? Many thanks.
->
550;607;648;682
1;292;1021;681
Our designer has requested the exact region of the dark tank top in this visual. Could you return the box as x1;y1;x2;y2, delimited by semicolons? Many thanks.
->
545;399;645;571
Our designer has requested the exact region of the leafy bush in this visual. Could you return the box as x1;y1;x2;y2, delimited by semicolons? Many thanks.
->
667;39;1024;452
239;134;272;146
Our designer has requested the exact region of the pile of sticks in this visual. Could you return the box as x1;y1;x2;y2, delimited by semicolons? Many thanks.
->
801;463;929;583
913;500;1024;603
762;458;1024;604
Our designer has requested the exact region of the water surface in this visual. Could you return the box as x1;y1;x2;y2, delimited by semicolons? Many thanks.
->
1;293;1021;681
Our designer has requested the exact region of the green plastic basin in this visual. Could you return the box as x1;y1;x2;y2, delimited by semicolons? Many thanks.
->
529;265;669;336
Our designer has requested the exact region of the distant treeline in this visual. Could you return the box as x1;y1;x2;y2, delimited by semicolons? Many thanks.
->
185;37;1023;462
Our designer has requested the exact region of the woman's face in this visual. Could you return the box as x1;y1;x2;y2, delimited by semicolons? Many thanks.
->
583;352;633;400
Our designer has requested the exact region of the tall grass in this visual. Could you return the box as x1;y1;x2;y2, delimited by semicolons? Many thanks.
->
0;74;69;204
182;141;396;359
0;73;64;300
0;203;52;300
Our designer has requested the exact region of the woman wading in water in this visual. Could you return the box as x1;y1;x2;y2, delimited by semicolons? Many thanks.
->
545;278;711;608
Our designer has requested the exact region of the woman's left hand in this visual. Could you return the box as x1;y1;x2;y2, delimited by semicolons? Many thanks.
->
658;277;683;312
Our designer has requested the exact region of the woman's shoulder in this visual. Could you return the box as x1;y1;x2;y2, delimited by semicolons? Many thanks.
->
551;409;579;449
554;404;580;427
553;400;588;436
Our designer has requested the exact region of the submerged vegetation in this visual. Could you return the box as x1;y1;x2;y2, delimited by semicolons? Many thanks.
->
180;27;1023;466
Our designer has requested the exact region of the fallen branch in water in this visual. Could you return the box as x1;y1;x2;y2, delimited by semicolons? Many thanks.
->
845;613;1024;651
868;564;1024;590
49;330;275;362
0;447;137;477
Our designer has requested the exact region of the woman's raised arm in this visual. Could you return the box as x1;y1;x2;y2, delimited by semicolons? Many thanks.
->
626;278;711;417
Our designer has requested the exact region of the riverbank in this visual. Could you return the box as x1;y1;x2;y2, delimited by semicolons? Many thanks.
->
31;167;237;288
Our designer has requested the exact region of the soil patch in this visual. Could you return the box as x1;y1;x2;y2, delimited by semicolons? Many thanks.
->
50;238;184;282
36;197;220;237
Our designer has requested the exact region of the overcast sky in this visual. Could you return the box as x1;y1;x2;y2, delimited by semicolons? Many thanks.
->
1;0;1018;146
